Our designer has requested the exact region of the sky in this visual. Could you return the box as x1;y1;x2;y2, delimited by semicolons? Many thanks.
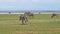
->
0;0;60;11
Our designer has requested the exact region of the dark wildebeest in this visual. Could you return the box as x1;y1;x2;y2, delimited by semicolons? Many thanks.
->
51;13;57;18
9;12;11;14
19;14;28;25
24;12;34;18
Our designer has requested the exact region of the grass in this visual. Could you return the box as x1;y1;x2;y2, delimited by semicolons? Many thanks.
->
0;14;60;34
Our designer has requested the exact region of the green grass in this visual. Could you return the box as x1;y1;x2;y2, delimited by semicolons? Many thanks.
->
0;14;60;34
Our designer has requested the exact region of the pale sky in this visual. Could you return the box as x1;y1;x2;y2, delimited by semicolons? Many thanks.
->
0;0;60;10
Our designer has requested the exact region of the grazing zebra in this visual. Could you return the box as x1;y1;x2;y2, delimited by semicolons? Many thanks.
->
19;14;28;25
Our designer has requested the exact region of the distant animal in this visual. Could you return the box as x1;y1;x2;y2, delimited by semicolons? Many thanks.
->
19;15;28;25
39;12;40;14
9;12;11;14
24;12;34;18
51;13;57;18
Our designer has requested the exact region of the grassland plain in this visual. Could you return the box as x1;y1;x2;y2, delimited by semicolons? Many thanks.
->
0;14;60;34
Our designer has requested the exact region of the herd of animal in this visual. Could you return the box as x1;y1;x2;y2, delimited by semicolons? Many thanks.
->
19;12;57;25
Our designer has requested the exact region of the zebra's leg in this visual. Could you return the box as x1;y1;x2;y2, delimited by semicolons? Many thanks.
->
24;20;26;24
22;20;24;25
24;19;28;25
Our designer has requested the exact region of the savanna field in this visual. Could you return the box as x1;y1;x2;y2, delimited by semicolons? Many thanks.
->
0;14;60;34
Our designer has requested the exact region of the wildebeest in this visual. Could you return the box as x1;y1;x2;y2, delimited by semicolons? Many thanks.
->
19;14;28;25
24;12;34;18
9;12;11;14
51;13;57;18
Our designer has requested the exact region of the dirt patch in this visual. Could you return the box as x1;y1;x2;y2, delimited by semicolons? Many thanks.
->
47;28;60;32
15;31;39;34
13;28;60;34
